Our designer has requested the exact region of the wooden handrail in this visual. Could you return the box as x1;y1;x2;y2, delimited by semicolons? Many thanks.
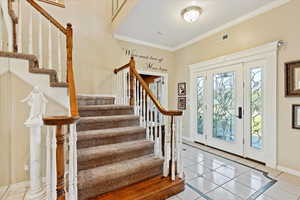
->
26;0;67;34
8;0;18;52
38;0;66;8
114;57;183;116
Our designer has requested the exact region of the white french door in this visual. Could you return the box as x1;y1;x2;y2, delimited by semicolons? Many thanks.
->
191;61;267;163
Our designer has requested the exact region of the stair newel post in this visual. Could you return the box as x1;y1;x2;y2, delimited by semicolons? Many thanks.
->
43;117;79;200
22;87;47;200
129;57;135;106
66;23;79;117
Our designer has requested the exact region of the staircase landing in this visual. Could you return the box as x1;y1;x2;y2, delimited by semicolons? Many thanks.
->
93;176;185;200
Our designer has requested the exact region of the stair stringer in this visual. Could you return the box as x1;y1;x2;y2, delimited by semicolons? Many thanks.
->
0;54;69;109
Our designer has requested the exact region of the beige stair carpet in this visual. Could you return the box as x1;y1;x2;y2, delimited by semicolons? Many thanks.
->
76;95;163;200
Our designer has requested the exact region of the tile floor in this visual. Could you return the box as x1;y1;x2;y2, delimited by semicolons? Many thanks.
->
169;142;300;200
1;142;300;200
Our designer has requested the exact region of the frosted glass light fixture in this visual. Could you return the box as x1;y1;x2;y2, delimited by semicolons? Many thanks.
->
181;6;202;23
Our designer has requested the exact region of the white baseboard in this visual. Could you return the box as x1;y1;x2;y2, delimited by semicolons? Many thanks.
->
182;136;193;142
277;165;300;177
78;94;116;98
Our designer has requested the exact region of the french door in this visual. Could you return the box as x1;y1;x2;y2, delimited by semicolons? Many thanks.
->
192;61;266;162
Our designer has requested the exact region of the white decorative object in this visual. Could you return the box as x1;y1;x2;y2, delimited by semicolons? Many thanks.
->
22;86;47;200
22;86;48;126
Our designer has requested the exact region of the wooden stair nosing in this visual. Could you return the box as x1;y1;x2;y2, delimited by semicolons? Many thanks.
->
0;51;67;88
93;176;185;200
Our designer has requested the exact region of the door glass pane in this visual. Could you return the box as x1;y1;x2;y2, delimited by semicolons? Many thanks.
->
197;77;204;135
213;72;236;142
250;68;263;149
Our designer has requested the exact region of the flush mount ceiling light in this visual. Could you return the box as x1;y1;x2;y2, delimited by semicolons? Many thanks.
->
181;6;202;23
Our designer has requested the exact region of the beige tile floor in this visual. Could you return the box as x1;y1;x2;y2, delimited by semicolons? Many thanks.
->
1;142;300;200
169;142;300;200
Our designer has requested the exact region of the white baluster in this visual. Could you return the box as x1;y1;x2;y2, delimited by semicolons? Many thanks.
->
142;89;146;128
149;97;153;141
133;78;137;114
154;104;159;156
136;81;140;116
139;85;143;125
163;117;170;177
146;95;150;140
158;113;163;158
46;127;51;198
22;86;47;200
177;116;183;178
38;15;43;66
57;31;62;78
17;0;22;52
171;117;176;181
28;8;33;54
122;71;126;104
69;123;77;200
48;21;52;70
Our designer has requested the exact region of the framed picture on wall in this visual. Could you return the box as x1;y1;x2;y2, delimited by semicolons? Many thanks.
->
178;82;187;96
292;104;300;129
178;97;186;110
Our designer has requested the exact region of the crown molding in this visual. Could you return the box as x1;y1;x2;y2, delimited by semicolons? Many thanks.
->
115;0;290;52
114;34;174;51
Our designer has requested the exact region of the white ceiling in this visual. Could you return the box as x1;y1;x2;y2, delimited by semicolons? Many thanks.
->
115;0;289;51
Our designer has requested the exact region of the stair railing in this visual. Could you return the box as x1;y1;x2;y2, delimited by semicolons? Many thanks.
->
114;57;184;181
38;0;65;8
4;0;80;199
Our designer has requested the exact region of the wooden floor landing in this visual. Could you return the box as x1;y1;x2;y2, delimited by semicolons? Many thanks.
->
92;176;185;200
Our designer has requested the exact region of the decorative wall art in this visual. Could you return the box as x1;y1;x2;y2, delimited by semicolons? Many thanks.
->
292;104;300;129
285;60;300;97
178;97;187;110
122;48;168;73
178;82;187;96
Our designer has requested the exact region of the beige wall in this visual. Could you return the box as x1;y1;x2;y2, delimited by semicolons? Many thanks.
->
172;0;300;171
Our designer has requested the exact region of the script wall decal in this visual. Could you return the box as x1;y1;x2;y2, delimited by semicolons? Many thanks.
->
123;48;168;73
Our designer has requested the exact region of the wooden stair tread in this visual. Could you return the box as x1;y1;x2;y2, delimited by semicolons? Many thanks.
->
93;176;184;200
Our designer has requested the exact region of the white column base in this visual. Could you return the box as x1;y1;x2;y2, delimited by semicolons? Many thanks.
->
25;187;46;200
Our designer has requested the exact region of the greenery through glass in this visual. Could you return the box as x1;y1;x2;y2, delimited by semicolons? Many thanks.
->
213;72;236;142
197;77;204;135
250;68;263;149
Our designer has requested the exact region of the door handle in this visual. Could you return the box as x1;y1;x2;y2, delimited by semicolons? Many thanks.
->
237;107;243;119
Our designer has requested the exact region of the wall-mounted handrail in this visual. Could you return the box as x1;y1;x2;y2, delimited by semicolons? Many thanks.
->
38;0;66;8
114;57;183;116
112;0;127;22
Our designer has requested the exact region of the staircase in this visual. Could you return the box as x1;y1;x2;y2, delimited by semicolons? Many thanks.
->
76;95;165;199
